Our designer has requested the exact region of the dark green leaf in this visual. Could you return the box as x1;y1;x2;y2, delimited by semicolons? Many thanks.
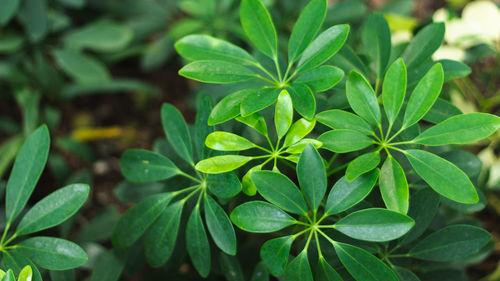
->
346;151;380;181
260;236;294;276
220;253;245;281
204;195;236;255
346;71;381;126
161;103;193;164
382;58;407;125
241;88;281;117
209;89;254;125
251;262;269;281
379;156;409;214
88;249;127;281
316;109;373;135
207;173;241;199
186;206;211;277
402;23;445;69
361;13;391;77
318;129;373;153
63;20;133;52
231;201;296;233
315;257;343;281
423;98;462;124
194;96;213;160
284;250;313;281
297;144;326;211
53;49;110;84
0;0;20;25
395;267;421;281
18;0;47;42
287;83;316;120
295;65;344;92
120;149;179;183
179;61;257;83
240;0;277;58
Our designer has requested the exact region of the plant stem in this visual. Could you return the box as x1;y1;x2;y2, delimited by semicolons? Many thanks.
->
178;171;203;184
273;56;283;82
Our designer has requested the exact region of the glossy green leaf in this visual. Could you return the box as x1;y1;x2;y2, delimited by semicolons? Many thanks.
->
0;251;41;281
316;109;373;135
1;270;14;281
251;171;308;215
297;144;326;212
186;205;211;277
288;0;327;64
402;63;444;128
296;24;350;73
379;156;409;214
295;65;344;92
209;89;254;125
16;184;90;235
236;113;268;136
242;165;261;196
260;236;294;276
204;195;236;255
17;237;87;270
231;201;295;233
53;49;110;84
315;257;343;281
240;0;277;58
161;103;193;163
283;118;316;147
423;98;462;124
6;125;50;223
287;83;316;120
175;34;257;65
207;172;242;199
275;90;293;140
361;13;391;77
402;22;445;69
346;151;380;181
318;129;373;153
325;169;379;215
405;149;478;204
346;71;381;126
17;266;32;281
206;131;256;151
409;225;491;261
334;242;398;281
112;193;173;248
413;113;500;145
284;139;322;154
283;250;313;281
241;88;281;117
0;0;20;25
382;58;407;125
63;20;132;52
120;149;179;182
334;208;414;242
195;155;253;174
146;201;184;267
179;61;257;83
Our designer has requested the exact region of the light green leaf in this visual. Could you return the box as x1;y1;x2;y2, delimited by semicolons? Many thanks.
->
284;138;322;154
16;184;89;235
161;103;193;163
251;171;308;215
231;201;295;233
275;90;293;140
206;131;256;151
405;149;478;204
318;129;373;153
241;88;281;117
297;144;326;212
413;113;500;145
6;125;50;223
209;89;254;125
361;13;391;77
295;65;344;92
379;156;409;214
195;155;253;174
287;83;316;120
63;20;133;52
334;208;414;242
382;58;407;125
0;0;20;25
204;195;237;255
120;149;179;183
288;0;327;64
346;71;381;126
240;0;277;58
316;109;373;135
17;266;32;281
402;22;445;69
242;165;262;196
179;61;257;83
53;49;110;84
1;270;14;281
236;113;268;136
283;250;313;281
207;172;242;199
260;236;294;276
187;205;211;277
283;118;316;147
346;151;380;181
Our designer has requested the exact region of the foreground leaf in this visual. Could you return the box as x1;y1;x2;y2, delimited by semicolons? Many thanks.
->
179;61;257;83
382;58;407;125
240;0;277;58
260;236;294;276
297;144;326;212
402;22;445;69
196;155;253;174
204;195;236;255
379;156;409;214
316;109;373;135
283;250;313;281
161;103;194;164
295;66;343;92
206;132;256;151
231;201;295;233
186;206;211;277
346;71;381;126
318;129;373;153
346;151;380;181
361;13;391;77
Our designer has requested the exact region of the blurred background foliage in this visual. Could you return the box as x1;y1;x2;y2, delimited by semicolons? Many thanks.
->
0;0;500;280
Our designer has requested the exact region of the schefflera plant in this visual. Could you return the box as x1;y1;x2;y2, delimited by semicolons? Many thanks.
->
113;99;240;277
0;265;32;281
175;0;347;123
0;126;89;279
316;58;500;214
230;144;416;281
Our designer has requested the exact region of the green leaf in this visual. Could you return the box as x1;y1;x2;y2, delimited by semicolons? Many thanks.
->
220;253;245;281
1;270;14;281
0;0;20;25
179;61;257;83
405;149;478;204
88;249;127;281
195;155;253;174
284;139;322;154
18;0;47;42
231;201;296;233
204;195;237;255
236;113;268;136
284;250;313;281
379;156;409;214
413;113;500;145
287;83;316;120
283;118;316;147
423;98;462;124
316;109;373;135
382;58;407;125
209;89;254;125
315;257;343;281
194;96;214;160
17;237;87;270
251;171;308;215
242;165;261;196
297;144;326;212
275;90;294;140
206;131;256;151
146;201;184;267
325;169;379;215
260;236;294;276
175;35;257;65
361;13;391;77
402;22;445;69
296;24;350;73
295;65;344;92
409;225;491;261
251;262;269;281
6;125;50;223
112;193;173;248
240;0;277;58
346;151;380;182
241;88;281;117
0;251;42;281
207;173;242;199
288;0;327;64
334;242;398;281
318;129;373;153
63;20;133;52
16;184;89;235
120;149;179;183
17;266;32;281
402;63;444;128
395;267;421;281
53;49;110;84
161;103;193;164
346;71;381;126
186;205;211;277
334;208;414;242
